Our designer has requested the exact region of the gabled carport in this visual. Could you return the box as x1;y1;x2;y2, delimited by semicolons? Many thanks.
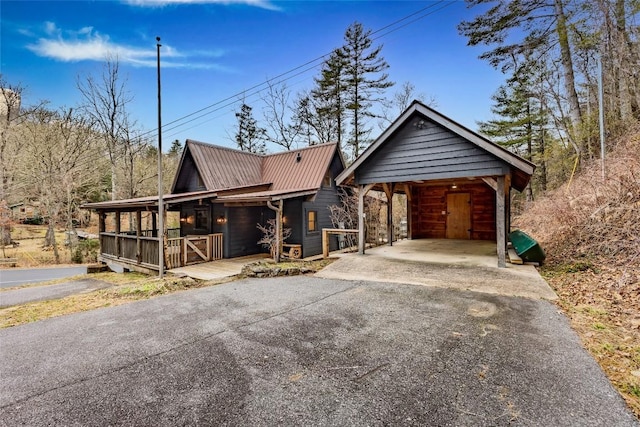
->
336;100;535;267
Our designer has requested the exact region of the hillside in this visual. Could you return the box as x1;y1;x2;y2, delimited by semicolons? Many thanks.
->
514;127;640;416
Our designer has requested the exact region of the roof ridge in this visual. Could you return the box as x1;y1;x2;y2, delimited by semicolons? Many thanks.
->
264;142;338;158
186;139;263;158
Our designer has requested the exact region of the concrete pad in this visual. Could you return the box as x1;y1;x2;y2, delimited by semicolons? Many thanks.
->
168;254;270;280
316;239;557;300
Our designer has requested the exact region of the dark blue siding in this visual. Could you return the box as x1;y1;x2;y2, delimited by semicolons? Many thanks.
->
173;152;205;193
355;118;510;184
226;206;273;258
301;154;344;257
283;199;303;245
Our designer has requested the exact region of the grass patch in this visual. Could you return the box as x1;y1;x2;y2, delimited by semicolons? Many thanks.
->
0;274;235;329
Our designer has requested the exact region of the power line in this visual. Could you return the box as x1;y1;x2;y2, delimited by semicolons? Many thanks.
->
142;0;456;140
6;1;458;196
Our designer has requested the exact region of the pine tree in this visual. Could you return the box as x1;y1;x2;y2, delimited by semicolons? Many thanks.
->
479;66;549;200
458;0;582;158
338;22;394;160
311;49;346;146
235;103;266;154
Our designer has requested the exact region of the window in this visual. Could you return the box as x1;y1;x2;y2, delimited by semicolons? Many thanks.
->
196;173;205;190
307;210;318;233
195;208;209;230
322;173;332;188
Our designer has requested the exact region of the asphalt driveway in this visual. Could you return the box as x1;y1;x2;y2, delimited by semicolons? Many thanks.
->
0;276;636;426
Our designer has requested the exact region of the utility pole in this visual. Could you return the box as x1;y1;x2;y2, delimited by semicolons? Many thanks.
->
597;53;606;181
156;36;164;278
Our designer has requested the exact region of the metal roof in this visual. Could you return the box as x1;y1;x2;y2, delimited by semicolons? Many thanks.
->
185;140;339;193
187;140;263;190
84;142;342;211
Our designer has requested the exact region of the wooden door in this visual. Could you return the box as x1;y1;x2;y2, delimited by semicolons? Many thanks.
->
446;193;471;239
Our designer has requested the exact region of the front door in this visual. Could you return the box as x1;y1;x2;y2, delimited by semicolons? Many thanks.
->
446;193;471;239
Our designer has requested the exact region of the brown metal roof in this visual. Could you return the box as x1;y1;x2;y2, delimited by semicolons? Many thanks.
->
262;143;337;191
187;140;263;190
84;142;342;211
188;140;339;193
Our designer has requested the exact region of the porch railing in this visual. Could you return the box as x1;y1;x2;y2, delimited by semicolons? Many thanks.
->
99;232;223;271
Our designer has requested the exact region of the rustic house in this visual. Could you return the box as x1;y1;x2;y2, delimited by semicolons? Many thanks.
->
83;141;345;273
336;100;536;267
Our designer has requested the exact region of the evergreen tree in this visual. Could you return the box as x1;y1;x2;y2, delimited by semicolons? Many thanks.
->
338;22;394;160
479;65;549;200
458;0;582;158
235;103;266;154
168;139;182;156
311;49;346;146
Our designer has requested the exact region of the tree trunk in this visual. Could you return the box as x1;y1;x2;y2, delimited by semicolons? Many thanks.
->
555;0;583;149
44;222;60;264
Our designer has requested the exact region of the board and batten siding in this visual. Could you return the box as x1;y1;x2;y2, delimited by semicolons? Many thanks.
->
301;153;344;258
355;119;511;184
173;151;205;193
225;206;273;258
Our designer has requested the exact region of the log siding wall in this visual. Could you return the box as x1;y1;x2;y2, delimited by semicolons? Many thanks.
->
411;182;496;241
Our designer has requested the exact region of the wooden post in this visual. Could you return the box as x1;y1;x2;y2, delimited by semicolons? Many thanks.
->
266;200;282;263
151;211;157;238
496;176;506;268
358;183;375;254
99;212;106;233
323;229;329;258
136;210;142;264
383;183;394;246
404;183;412;240
115;211;121;259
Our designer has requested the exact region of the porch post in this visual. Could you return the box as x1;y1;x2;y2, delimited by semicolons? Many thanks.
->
151;212;157;237
383;183;394;246
496;176;506;268
404;183;413;240
266;200;282;263
115;211;121;259
358;186;365;254
136;210;142;264
99;212;106;233
358;183;375;254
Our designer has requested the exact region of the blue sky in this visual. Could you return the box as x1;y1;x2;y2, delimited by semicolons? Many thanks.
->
1;0;502;151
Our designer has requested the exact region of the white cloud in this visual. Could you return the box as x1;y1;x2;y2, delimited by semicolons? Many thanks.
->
123;0;280;11
25;22;229;70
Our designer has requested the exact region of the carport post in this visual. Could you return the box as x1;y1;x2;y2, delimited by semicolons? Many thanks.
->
358;184;375;254
496;176;506;268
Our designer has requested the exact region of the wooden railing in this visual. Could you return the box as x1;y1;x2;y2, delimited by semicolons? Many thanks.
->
166;238;182;269
99;232;223;271
211;233;223;261
322;228;359;258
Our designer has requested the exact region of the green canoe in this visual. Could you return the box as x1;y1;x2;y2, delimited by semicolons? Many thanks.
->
509;230;546;263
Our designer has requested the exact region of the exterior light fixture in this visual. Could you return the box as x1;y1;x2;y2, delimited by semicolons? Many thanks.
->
216;215;227;224
451;183;458;189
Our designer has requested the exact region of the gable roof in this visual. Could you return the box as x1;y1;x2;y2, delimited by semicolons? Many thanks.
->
174;140;341;195
336;100;536;192
84;142;344;211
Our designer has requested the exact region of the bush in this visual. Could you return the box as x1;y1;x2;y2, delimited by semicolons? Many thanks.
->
72;239;100;264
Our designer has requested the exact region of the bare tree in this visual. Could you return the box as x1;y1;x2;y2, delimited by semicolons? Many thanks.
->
261;81;300;150
19;107;96;263
378;81;436;130
78;56;138;200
